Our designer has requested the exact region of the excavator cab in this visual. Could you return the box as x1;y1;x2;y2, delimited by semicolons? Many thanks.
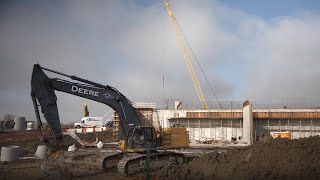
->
119;126;158;152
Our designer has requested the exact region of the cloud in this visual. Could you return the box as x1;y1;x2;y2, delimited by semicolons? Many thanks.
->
247;14;320;103
1;1;320;123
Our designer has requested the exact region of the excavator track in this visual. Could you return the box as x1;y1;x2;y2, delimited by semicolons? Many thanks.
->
98;151;124;171
118;153;144;175
117;152;186;176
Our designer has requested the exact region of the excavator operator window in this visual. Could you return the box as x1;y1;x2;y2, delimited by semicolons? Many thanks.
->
143;127;157;148
144;128;153;140
132;129;144;146
130;127;157;148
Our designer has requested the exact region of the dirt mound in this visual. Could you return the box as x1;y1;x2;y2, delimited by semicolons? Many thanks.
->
157;136;320;180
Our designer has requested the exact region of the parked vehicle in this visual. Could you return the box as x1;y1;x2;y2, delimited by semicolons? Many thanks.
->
74;117;103;128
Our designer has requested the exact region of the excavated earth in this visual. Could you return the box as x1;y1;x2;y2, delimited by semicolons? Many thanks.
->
0;130;128;180
0;129;114;157
1;129;320;179
156;136;320;180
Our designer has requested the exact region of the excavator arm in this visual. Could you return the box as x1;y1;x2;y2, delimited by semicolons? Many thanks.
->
31;64;139;147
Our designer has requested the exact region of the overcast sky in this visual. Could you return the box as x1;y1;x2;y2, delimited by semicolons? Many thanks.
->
1;0;320;123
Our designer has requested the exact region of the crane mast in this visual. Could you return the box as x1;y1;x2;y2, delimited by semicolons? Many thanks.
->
164;2;209;110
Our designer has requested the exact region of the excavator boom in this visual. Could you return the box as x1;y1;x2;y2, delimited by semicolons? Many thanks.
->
31;64;139;141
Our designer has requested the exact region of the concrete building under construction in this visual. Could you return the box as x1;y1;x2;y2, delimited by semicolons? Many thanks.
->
114;100;320;145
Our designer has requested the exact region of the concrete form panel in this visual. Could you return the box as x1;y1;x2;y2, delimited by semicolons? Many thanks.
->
178;119;243;142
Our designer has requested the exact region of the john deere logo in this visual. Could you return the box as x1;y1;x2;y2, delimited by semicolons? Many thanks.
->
71;85;99;97
103;93;113;100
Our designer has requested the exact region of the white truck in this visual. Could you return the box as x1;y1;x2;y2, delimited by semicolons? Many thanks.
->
74;117;103;128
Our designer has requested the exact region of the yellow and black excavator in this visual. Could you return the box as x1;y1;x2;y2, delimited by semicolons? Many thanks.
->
31;64;188;177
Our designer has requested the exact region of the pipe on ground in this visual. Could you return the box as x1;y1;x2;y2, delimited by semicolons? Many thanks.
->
1;146;21;162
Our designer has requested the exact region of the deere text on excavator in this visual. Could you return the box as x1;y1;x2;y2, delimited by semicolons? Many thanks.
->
31;64;188;177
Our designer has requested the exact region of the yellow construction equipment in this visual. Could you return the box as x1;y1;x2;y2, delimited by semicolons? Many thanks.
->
270;131;292;139
164;2;209;110
162;127;189;148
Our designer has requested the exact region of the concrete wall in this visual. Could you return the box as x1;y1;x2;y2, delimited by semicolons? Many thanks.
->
150;104;320;144
169;119;242;142
154;110;188;128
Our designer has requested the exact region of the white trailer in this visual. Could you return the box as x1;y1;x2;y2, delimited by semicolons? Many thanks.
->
74;109;114;128
74;117;103;128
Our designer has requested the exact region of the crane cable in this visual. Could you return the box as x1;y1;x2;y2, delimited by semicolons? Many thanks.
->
167;2;223;109
180;30;223;109
164;1;208;109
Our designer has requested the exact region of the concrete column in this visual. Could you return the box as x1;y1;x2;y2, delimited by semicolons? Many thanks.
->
220;119;223;141
299;119;302;138
310;119;313;136
240;119;243;139
242;100;253;145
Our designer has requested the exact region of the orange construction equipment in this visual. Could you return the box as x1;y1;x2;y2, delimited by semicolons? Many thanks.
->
270;131;291;139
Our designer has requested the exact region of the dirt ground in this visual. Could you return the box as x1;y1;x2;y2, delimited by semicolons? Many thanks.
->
1;130;320;179
0;129;114;157
156;136;320;180
0;130;139;180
